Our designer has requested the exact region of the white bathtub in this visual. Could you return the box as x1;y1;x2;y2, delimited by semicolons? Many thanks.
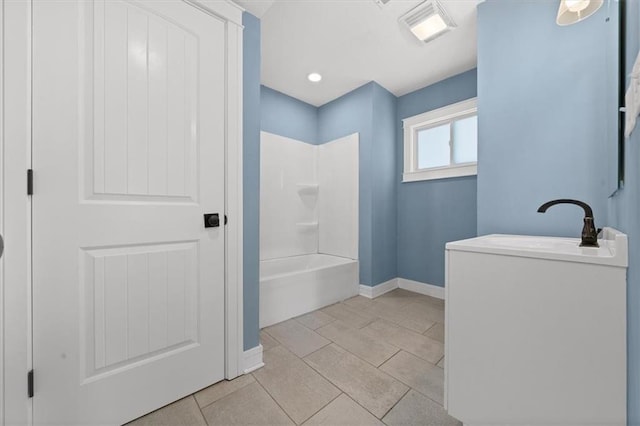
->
260;254;359;328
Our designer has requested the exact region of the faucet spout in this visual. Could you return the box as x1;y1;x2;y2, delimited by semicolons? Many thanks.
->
537;199;594;217
536;199;599;247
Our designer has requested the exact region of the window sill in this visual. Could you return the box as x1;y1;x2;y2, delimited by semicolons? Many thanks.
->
402;163;477;183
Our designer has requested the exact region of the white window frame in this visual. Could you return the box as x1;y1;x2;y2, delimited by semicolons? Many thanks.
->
402;98;478;183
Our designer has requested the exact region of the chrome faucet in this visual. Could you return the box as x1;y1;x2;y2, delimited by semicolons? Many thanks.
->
537;199;599;248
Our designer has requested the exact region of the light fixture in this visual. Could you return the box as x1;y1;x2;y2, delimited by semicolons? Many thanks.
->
307;72;322;83
400;0;456;43
556;0;603;26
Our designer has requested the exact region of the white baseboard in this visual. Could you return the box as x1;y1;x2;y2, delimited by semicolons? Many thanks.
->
242;344;264;374
359;278;398;299
398;278;445;300
359;278;445;300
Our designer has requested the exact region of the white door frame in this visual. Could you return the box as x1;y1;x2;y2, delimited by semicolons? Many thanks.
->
1;2;4;423
191;0;246;382
1;1;245;424
2;1;33;424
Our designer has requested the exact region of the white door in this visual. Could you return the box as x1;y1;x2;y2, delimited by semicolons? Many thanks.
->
32;1;226;424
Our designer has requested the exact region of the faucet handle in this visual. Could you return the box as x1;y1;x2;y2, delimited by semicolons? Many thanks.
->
537;199;599;247
580;217;599;248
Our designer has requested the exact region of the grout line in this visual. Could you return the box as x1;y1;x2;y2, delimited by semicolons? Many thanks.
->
263;321;333;358
300;339;332;359
313;320;403;368
376;347;402;368
261;327;285;346
253;377;298;425
192;395;210;426
405;385;445;409
334;304;382;327
196;375;256;411
423;321;438;335
292;314;336;332
300;344;336;374
300;392;343;424
378;350;399;370
138;292;441;424
362;319;444;365
300;350;356;411
257;297;447;419
378;386;412;421
338;392;389;423
300;344;406;422
321;330;401;369
377;351;445;408
260;334;282;353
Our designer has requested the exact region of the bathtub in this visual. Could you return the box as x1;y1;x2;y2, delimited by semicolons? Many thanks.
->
260;254;359;328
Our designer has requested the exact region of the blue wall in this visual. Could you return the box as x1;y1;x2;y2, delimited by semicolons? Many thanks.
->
317;82;398;286
396;69;478;287
610;1;640;422
318;84;375;285
477;0;615;238
260;72;479;289
258;82;398;287
371;84;398;285
247;5;637;414
242;12;260;351
261;86;318;144
477;0;636;422
258;76;478;289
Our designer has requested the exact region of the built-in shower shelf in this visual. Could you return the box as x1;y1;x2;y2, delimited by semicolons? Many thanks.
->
296;222;319;231
296;183;319;195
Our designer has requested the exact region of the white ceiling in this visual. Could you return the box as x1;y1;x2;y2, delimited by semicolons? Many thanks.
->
236;0;478;107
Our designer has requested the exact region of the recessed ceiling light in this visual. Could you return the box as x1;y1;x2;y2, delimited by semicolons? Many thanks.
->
307;73;322;83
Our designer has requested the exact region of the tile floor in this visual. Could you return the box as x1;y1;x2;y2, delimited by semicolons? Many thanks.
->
128;289;461;426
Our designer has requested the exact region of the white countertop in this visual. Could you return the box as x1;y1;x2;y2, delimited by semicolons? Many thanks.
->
446;227;628;268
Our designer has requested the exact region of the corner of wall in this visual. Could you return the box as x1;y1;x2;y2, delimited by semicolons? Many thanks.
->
395;70;478;287
242;10;261;351
370;82;399;285
260;85;319;144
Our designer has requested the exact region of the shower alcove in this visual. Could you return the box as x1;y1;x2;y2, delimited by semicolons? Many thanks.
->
259;132;359;327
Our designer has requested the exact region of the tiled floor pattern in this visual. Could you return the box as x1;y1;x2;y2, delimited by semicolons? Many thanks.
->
128;289;461;425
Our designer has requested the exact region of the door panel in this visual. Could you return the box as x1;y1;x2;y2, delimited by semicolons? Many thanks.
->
82;242;199;377
90;0;200;200
33;1;226;424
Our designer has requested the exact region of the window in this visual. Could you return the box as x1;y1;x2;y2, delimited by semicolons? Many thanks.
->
403;98;478;182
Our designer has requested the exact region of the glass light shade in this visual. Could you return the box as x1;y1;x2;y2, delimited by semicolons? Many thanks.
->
556;0;604;26
565;0;590;12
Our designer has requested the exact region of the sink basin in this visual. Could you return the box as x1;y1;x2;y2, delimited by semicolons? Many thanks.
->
445;227;627;267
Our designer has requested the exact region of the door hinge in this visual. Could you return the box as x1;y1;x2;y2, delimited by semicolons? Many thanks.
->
27;169;33;196
27;369;34;398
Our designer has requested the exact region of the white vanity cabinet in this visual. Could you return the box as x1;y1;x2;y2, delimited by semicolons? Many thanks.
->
445;228;628;425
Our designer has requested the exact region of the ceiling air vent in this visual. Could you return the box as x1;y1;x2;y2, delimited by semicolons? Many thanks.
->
399;0;456;43
374;0;392;8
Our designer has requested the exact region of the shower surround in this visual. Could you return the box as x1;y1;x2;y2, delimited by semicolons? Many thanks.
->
260;132;359;327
